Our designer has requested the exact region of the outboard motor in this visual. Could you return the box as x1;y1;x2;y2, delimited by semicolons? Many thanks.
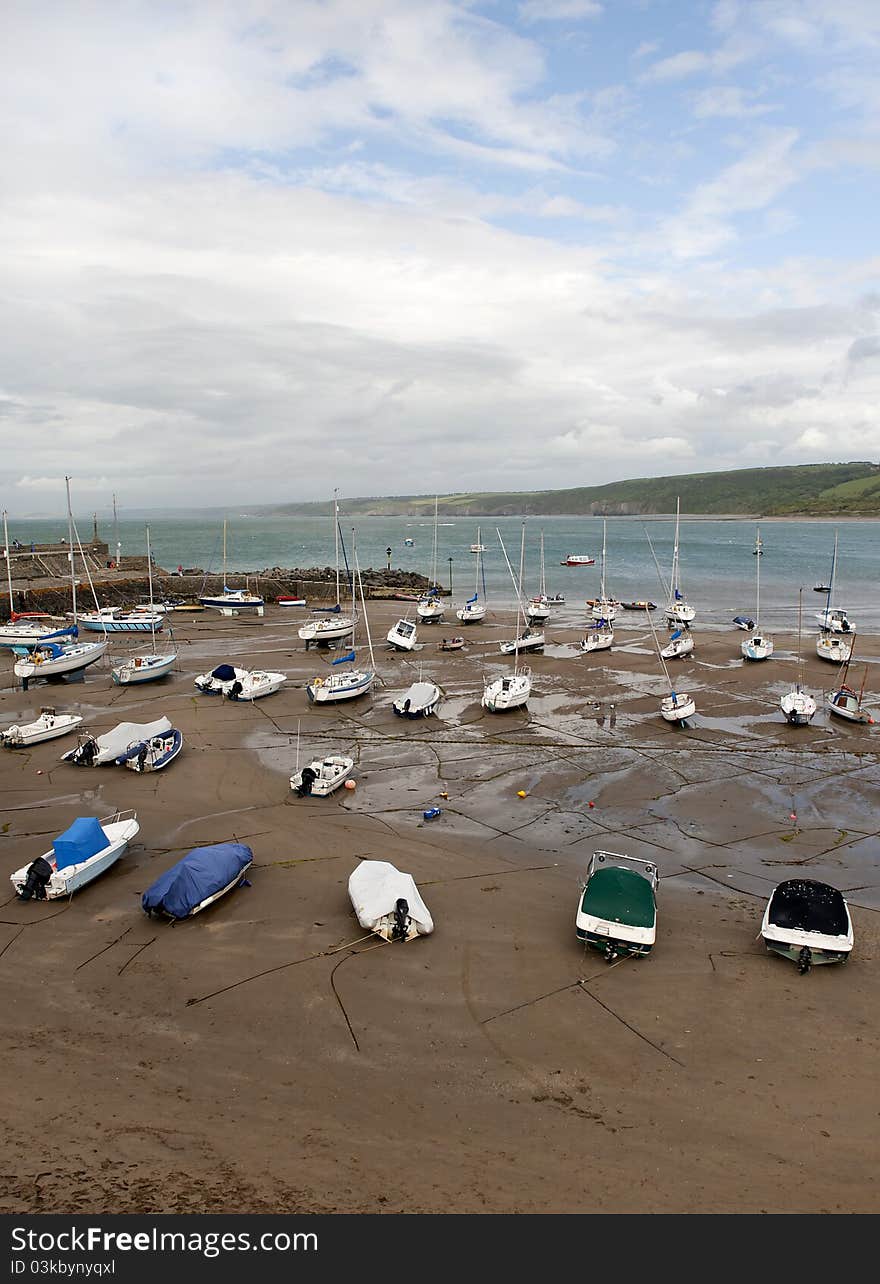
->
75;737;97;767
296;765;317;797
136;742;149;772
604;940;619;963
19;856;53;901
391;897;410;941
227;680;243;700
797;946;812;975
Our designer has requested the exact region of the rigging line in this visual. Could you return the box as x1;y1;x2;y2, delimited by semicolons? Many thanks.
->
117;938;156;976
75;926;134;970
577;982;685;1066
329;939;392;1052
0;926;24;959
186;933;375;1006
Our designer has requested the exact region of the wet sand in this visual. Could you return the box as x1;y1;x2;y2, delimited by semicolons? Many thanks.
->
1;600;878;1215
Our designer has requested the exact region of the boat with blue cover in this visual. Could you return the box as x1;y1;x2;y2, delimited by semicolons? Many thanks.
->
142;842;253;920
11;811;139;900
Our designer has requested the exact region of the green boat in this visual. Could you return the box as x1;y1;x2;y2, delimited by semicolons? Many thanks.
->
576;851;659;961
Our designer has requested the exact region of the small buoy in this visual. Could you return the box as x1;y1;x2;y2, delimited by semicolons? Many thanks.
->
344;779;356;790
588;801;595;809
440;791;448;799
517;790;527;798
789;811;796;821
36;770;43;775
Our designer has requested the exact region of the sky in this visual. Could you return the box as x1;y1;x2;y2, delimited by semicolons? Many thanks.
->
2;0;880;515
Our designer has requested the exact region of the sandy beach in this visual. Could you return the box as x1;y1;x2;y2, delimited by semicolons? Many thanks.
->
1;599;878;1215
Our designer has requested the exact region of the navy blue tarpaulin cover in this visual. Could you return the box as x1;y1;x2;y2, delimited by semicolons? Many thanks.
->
211;664;237;681
53;817;109;870
142;842;252;919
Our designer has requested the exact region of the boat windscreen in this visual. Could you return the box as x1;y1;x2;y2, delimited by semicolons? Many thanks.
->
768;880;849;935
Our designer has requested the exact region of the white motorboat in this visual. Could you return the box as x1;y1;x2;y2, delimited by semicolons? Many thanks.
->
116;727;183;772
816;607;853;634
660;629;694;660
62;717;173;766
387;616;418;651
560;554;595;566
580;621;613;653
760;879;854;973
306;541;375;704
348;860;434;942
741;526;773;660
665;498;696;625
393;680;441;718
11;810;140;900
1;708;83;748
111;527;177;684
781;590;816;726
417;496;444;623
291;754;355;797
194;665;286;700
457;526;487;623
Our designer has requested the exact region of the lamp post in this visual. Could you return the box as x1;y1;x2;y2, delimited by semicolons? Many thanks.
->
447;556;453;595
386;546;392;572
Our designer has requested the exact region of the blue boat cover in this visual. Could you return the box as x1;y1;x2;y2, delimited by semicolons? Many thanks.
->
332;649;356;665
43;626;78;640
211;664;237;681
53;817;110;870
142;842;252;919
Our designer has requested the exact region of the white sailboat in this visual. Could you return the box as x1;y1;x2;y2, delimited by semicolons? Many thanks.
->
483;525;531;712
781;589;816;725
456;526;487;624
298;491;356;644
646;605;695;724
591;519;620;621
417;496;444;622
815;531;854;645
741;526;773;660
660;628;694;660
0;512;67;648
199;519;264;613
526;530;551;623
13;479;108;683
111;526;177;684
827;636;874;725
665;497;695;625
306;538;375;703
580;620;613;653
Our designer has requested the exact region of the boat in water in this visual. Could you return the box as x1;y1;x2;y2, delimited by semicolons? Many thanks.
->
11;811;139;900
560;554;595;567
348;860;434;942
732;615;755;631
142;842;253;920
575;851;659;961
760;879;853;973
1;708;83;748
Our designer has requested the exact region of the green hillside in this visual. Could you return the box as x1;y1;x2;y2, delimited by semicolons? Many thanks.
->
262;462;880;518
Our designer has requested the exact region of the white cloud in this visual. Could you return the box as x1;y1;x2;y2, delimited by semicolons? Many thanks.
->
518;1;603;22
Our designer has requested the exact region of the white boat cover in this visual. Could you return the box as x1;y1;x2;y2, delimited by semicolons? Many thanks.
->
86;717;173;764
348;861;434;937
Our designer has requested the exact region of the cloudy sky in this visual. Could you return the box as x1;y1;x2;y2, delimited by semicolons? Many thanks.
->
2;0;880;514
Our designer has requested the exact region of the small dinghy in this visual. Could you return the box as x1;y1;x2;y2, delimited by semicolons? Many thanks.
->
576;851;658;961
348;860;434;942
621;600;656;611
661;629;694;660
290;754;354;797
732;615;755;631
499;627;544;654
548;593;565;605
142;842;253;920
761;879;853;973
61;717;173;766
194;665;286;699
276;595;306;607
1;707;83;748
115;727;183;772
11;811;139;900
392;680;441;718
438;636;465;651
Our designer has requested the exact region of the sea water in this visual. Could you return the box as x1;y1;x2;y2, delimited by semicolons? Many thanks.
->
5;512;878;633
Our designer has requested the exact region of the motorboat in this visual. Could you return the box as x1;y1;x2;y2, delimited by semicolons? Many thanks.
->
580;620;613;653
194;665;286;700
661;629;694;660
78;607;166;632
392;680;441;718
61;717;173;766
291;754;354;797
115;727;183;772
386;616;418;651
404;537;415;547
732;615;755;631
142;842;253;920
621;600;655;611
276;595;306;606
560;554;595;566
760;879;853;973
11;811;139;900
548;593;565;605
438;636;465;651
576;851;658;961
816;607;853;634
1;708;83;748
348;860;434;942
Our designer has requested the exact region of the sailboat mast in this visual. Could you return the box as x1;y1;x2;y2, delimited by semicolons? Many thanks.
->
65;476;77;623
474;526;481;595
600;519;607;601
334;489;340;606
113;492;121;566
431;495;438;588
3;510;12;616
146;525;156;647
539;529;545;597
755;526;761;629
669;498;680;611
515;521;526;673
796;588;804;689
354;535;375;669
222;519;227;591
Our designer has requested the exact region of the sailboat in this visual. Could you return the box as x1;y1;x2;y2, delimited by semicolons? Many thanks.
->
646;605;695;724
827;635;874;724
781;589;816;725
815;530;854;640
13;479;108;683
741;526;773;660
591;520;620;621
417;497;444;623
306;537;375;703
483;525;531;712
456;526;487;624
580;618;613;653
665;498;695;625
111;526;177;684
0;512;68;648
298;491;356;644
199;520;264;613
526;530;551;623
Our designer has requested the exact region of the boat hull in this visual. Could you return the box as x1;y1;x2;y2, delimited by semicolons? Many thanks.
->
781;690;817;725
393;682;441;718
290;755;354;796
1;712;83;747
482;672;531;711
111;653;176;684
456;605;486;624
307;671;374;703
13;640;108;679
11;816;139;899
297;617;354;642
